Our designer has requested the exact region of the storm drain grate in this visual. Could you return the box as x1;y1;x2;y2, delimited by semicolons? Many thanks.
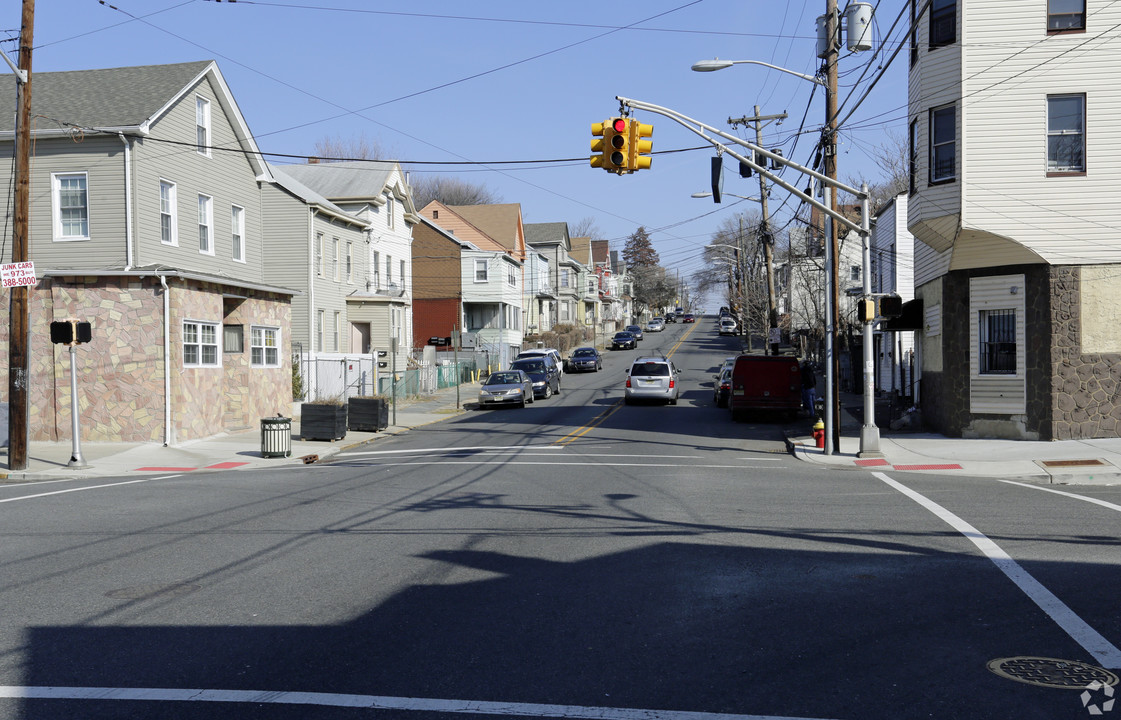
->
987;657;1120;689
1039;459;1107;468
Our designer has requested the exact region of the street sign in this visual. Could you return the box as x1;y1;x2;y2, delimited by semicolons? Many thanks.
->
1;261;36;288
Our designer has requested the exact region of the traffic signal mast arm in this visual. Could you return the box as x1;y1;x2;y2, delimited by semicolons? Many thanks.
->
614;95;865;233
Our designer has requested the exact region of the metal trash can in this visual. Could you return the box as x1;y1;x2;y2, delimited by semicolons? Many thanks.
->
261;416;292;458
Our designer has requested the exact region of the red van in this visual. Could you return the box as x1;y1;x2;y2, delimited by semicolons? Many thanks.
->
728;354;803;421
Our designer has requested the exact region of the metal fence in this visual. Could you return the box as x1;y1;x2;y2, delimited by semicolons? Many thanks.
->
295;351;477;403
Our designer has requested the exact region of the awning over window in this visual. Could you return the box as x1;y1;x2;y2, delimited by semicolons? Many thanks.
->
882;299;923;331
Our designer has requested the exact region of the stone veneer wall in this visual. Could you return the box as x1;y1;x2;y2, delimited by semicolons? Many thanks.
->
1050;266;1121;440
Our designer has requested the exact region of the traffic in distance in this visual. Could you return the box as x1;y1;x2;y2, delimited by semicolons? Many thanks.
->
476;309;815;417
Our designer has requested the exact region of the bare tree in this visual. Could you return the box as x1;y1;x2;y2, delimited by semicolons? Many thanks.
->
569;217;605;240
313;132;388;162
841;128;909;212
410;175;502;208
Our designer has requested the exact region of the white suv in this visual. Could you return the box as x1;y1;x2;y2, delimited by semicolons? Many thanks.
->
516;348;565;373
624;356;680;405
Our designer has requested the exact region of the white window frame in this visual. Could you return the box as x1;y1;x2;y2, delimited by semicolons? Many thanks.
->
386;255;393;285
316;232;324;277
333;237;340;281
400;259;406;291
346;241;353;283
196;96;211;157
231;205;245;262
160;179;177;246
333;311;341;352
317;309;324;352
929;104;956;183
386;194;395;229
508;263;518;288
197;194;214;255
250;325;280;368
1047;93;1085;173
183;320;220;368
475;259;489;283
371;250;380;289
51;172;90;242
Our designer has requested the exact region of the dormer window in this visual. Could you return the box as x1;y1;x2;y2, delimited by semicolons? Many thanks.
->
386;194;395;229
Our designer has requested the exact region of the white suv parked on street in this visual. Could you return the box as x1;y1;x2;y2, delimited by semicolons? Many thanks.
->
624;356;680;405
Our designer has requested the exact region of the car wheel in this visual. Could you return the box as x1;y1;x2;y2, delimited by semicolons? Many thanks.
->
544;384;552;399
519;398;526;408
669;397;677;406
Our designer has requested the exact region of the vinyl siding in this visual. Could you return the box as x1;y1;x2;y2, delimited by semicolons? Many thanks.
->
131;75;266;281
261;182;314;348
961;2;1121;264
969;274;1026;414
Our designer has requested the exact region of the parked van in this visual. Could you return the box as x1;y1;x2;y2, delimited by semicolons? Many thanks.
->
728;354;802;421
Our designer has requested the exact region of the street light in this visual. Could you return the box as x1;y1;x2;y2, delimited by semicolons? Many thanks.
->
691;59;825;86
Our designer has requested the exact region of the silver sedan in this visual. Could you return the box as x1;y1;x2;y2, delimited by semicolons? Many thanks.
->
477;370;534;408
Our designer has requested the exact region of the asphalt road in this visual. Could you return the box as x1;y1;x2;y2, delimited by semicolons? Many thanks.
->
2;320;1120;719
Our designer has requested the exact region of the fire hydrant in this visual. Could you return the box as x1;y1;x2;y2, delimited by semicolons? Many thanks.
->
812;419;825;449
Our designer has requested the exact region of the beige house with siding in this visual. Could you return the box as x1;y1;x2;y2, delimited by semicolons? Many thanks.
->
0;60;296;444
908;0;1121;439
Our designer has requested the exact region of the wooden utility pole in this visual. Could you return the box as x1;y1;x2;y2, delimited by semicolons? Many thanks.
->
7;0;34;470
824;0;842;450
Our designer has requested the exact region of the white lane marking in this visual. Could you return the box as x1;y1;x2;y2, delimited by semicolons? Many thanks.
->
872;471;1121;669
347;445;564;457
342;461;776;470
0;685;838;720
0;477;168;504
997;480;1121;512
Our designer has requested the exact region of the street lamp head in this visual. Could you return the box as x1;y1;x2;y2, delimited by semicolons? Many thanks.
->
691;59;733;72
691;192;713;198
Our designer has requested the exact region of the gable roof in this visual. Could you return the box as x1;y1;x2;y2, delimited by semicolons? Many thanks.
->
591;240;610;266
0;60;271;180
569;237;592;266
268;164;368;228
449;204;524;260
418;201;509;255
524;222;570;248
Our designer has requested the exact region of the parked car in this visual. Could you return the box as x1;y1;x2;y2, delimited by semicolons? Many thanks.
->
728;354;802;421
624;356;680;405
675;307;685;317
718;317;737;336
566;346;602;372
712;367;733;408
516;347;565;373
646;318;665;333
682;314;696;323
477;370;534;408
509;356;561;399
663;313;677;324
611;331;637;350
625;324;644;341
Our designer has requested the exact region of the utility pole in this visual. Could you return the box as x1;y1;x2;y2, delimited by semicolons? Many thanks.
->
729;108;786;354
7;0;34;470
824;0;842;452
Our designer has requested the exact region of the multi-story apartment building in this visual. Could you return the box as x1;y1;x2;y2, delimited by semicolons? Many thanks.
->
525;222;582;328
0;61;295;444
908;0;1121;440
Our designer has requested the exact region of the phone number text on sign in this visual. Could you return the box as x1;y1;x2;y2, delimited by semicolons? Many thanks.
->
1;261;37;287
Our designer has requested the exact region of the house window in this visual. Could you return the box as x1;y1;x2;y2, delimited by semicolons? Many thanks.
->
508;264;517;287
316;233;324;277
1048;0;1084;31
561;268;570;287
52;172;89;241
908;119;918;194
930;105;956;183
371;250;380;289
475;259;488;282
316;309;324;352
979;309;1016;375
160;180;177;245
850;265;861;282
231;205;245;262
385;194;395;229
333;238;340;281
346;241;353;283
183;320;219;367
196;96;211;157
333;311;341;352
386;255;393;286
909;0;918;66
400;259;406;290
223;324;244;354
929;0;955;47
251;326;280;367
1047;94;1085;173
197;194;213;254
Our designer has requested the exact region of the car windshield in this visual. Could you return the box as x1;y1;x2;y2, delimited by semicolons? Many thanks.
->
615;333;631;339
632;362;669;377
627;326;640;331
513;361;545;372
573;349;595;357
487;372;521;385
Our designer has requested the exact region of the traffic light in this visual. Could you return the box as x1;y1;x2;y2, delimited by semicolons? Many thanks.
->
631;120;653;171
50;319;92;346
879;295;904;318
857;299;876;323
591;117;629;173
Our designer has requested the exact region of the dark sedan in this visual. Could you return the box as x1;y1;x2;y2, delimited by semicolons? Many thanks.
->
611;331;637;350
566;346;602;372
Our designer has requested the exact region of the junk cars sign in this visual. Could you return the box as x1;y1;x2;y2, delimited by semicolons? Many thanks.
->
1;261;36;288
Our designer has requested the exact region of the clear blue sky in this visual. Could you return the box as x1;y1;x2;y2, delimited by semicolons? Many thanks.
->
3;0;909;310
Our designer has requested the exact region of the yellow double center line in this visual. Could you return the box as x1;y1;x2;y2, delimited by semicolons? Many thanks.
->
553;321;700;446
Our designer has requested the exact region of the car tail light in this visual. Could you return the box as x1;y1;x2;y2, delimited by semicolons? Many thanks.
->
668;379;675;388
626;377;631;388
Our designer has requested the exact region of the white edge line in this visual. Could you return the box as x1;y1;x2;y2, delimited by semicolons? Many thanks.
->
347;445;564;457
0;476;162;504
997;479;1121;512
337;461;777;470
0;685;839;720
872;471;1121;669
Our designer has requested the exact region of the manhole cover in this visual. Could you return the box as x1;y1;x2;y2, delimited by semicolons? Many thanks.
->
105;582;200;600
987;657;1120;689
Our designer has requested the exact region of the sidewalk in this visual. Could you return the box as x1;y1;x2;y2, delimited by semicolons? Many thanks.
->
5;382;1121;485
0;383;475;483
785;390;1121;485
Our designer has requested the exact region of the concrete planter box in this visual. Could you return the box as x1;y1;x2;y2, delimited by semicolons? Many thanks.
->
299;403;347;441
348;397;389;432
